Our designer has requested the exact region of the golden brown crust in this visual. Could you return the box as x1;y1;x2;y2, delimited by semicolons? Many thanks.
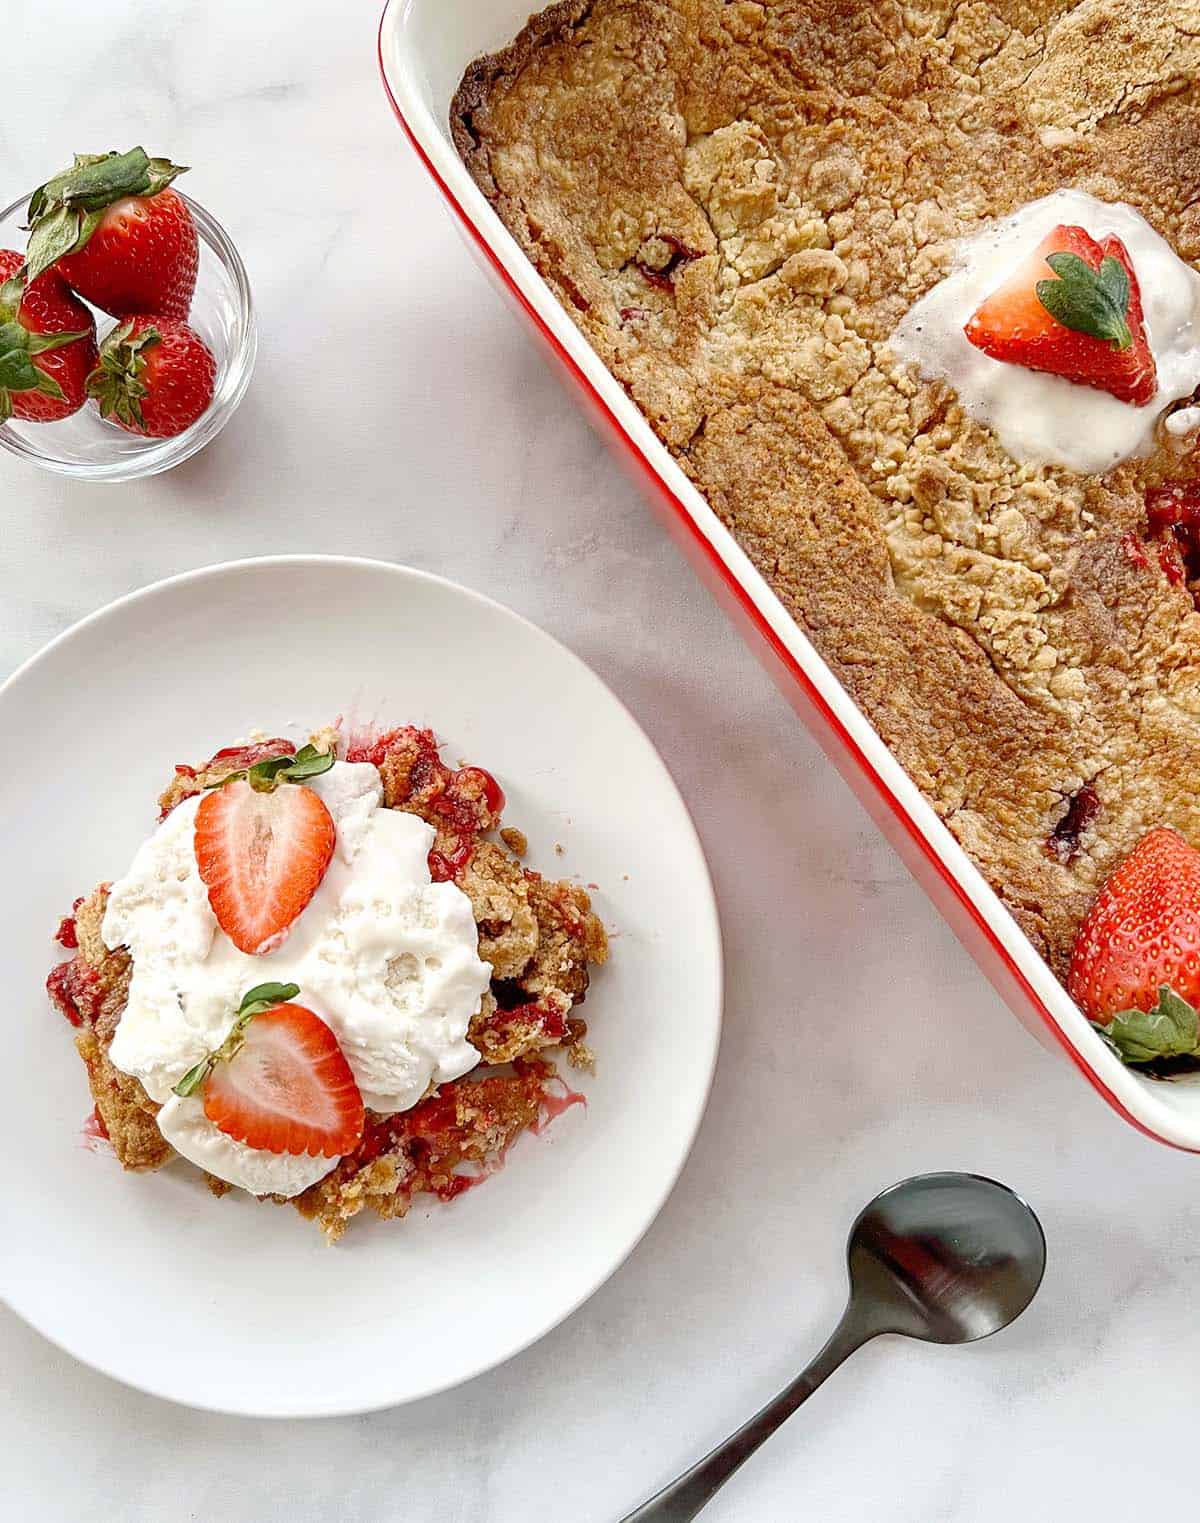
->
74;1028;171;1171
452;0;1200;976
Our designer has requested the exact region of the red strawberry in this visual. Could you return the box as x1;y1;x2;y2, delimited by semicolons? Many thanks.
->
964;224;1157;406
175;985;364;1158
194;778;336;955
1068;827;1200;1063
0;250;95;422
87;316;215;438
24;148;196;318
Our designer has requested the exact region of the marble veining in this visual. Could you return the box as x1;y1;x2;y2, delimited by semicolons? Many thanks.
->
3;3;1199;1520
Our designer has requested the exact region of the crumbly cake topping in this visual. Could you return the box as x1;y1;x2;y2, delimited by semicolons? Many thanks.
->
48;728;608;1238
453;0;1200;974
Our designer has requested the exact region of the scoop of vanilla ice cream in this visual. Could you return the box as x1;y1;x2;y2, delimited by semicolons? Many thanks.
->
102;760;493;1197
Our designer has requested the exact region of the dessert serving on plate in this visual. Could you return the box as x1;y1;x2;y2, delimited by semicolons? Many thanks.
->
47;724;608;1239
451;0;1200;1067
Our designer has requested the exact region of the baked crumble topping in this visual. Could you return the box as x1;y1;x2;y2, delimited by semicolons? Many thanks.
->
453;0;1200;978
48;727;608;1240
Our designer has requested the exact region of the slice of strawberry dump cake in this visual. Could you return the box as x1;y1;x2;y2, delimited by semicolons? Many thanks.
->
47;725;608;1241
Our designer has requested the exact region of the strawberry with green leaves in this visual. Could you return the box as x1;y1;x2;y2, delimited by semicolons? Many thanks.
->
965;224;1157;406
174;983;365;1158
0;250;95;422
1068;827;1200;1064
194;745;337;956
87;316;216;438
24;147;197;319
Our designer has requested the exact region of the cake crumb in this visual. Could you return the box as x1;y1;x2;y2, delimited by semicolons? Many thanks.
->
500;826;528;856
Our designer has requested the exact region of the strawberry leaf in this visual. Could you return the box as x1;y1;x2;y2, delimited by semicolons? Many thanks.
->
0;343;57;398
1097;255;1129;314
1036;252;1133;350
205;746;334;793
172;1053;213;1098
247;754;299;792
172;983;301;1097
23;205;85;284
239;981;300;1016
85;320;158;431
26;328;90;357
280;746;336;783
25;148;188;282
1094;986;1200;1064
0;278;23;325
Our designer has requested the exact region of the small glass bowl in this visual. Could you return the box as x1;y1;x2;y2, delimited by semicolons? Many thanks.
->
0;189;256;482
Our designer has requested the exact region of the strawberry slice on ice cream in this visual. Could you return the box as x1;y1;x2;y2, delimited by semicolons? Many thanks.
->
174;983;365;1157
965;223;1157;406
193;745;337;955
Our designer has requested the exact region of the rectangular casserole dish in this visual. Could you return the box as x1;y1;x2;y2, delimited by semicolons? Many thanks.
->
377;0;1200;1151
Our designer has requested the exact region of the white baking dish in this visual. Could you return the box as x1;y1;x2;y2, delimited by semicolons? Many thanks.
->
377;0;1200;1150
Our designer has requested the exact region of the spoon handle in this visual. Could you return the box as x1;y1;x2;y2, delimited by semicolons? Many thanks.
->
617;1311;867;1523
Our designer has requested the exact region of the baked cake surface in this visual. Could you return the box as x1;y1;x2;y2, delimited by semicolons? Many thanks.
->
452;0;1200;979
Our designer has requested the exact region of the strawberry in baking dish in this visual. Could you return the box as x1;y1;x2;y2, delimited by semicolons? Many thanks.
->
1069;828;1200;1067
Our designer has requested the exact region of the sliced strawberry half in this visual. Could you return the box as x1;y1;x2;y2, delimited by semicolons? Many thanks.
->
194;776;335;955
964;223;1157;406
175;984;364;1157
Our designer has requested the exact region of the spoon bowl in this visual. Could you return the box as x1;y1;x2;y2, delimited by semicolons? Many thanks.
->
847;1172;1046;1345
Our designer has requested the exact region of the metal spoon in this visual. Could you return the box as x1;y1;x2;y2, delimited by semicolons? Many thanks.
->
620;1172;1046;1522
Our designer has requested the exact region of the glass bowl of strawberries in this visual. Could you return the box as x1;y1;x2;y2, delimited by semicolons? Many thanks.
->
0;148;255;482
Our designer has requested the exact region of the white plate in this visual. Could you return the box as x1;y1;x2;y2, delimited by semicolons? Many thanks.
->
0;556;722;1416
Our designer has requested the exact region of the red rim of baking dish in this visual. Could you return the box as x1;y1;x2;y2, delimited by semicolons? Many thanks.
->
376;8;1187;1152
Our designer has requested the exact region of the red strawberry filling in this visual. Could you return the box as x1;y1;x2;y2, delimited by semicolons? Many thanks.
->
54;897;84;948
1145;480;1200;596
635;233;702;292
46;958;101;1028
1045;782;1100;865
343;1059;566;1202
347;726;504;882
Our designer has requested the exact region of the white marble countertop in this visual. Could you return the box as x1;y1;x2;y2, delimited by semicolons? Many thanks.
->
4;4;1199;1520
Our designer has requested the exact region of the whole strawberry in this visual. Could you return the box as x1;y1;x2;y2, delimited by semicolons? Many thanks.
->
1068;827;1200;1063
87;316;216;438
24;147;197;319
0;249;95;422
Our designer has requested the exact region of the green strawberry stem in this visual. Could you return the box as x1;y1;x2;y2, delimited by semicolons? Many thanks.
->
1093;985;1200;1064
85;320;159;432
25;148;188;283
1036;253;1132;350
173;982;301;1098
203;743;336;795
